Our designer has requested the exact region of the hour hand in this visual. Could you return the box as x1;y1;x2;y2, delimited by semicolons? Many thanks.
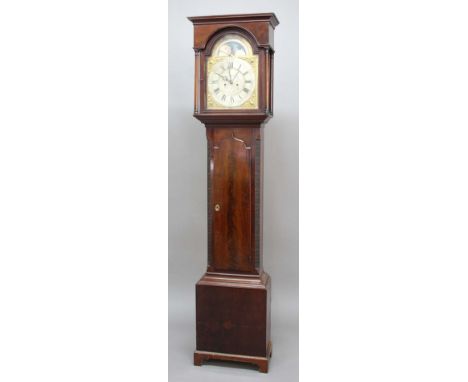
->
215;73;229;82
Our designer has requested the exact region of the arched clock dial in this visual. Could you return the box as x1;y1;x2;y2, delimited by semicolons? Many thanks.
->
206;34;258;110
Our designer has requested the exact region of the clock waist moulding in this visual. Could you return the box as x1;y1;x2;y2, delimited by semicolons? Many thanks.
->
188;13;279;373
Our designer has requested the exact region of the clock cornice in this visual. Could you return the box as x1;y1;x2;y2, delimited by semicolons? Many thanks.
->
188;13;277;50
187;13;279;28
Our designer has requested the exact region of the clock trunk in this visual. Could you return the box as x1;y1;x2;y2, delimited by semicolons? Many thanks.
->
207;126;263;274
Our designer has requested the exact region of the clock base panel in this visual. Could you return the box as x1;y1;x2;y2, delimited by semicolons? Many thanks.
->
195;271;271;372
194;341;272;373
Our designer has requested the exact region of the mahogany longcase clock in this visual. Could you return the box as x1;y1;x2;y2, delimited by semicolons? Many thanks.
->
188;13;279;373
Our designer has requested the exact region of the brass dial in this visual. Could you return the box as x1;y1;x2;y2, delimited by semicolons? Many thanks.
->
206;34;258;110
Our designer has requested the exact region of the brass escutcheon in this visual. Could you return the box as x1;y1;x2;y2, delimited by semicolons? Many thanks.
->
214;204;220;212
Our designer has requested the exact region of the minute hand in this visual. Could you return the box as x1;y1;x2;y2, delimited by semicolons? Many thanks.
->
232;68;242;83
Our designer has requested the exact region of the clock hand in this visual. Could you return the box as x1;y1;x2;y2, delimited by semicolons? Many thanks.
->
232;68;241;83
214;72;230;82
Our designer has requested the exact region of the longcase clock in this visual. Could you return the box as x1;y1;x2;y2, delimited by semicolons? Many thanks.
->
188;13;279;373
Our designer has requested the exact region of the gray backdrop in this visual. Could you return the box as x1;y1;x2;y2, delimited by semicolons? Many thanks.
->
169;1;298;380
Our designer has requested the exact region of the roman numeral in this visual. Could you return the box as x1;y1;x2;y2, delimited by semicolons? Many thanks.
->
227;62;233;69
221;95;226;102
213;88;220;94
230;96;234;103
245;79;252;84
242;87;249;93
